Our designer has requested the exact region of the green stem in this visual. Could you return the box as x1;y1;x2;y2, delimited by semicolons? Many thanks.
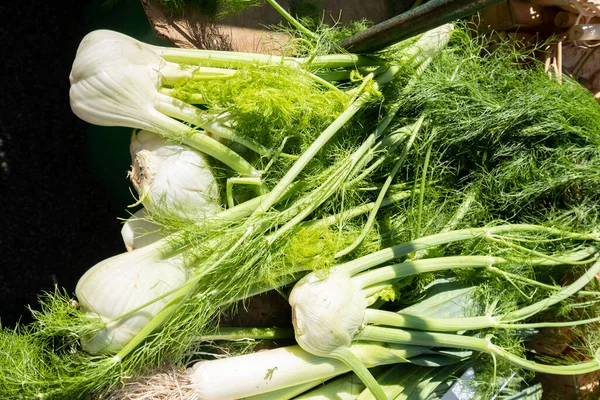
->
331;346;387;400
354;255;503;289
157;97;273;157
336;115;420;258
504;258;600;322
301;190;413;230
365;308;500;332
486;234;594;266
248;67;399;220
264;0;319;41
154;95;258;176
266;157;356;244
197;327;294;341
360;326;600;375
155;45;380;70
336;224;599;277
415;141;433;239
249;88;369;216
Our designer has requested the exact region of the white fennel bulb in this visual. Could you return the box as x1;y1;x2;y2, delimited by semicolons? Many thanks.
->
69;30;183;133
121;207;166;251
129;130;221;221
288;268;387;400
288;268;367;357
75;241;188;354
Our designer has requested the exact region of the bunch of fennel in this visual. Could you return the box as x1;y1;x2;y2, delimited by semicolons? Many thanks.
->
0;6;460;398
3;2;600;399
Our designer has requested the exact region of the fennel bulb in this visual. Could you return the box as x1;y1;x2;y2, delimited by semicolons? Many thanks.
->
129;130;221;221
120;208;165;251
75;240;188;354
69;30;180;132
69;30;257;176
289;269;366;357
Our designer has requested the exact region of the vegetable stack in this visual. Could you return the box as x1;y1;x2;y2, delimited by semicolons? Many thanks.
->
2;2;600;399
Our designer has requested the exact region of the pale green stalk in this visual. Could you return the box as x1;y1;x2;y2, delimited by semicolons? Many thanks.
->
335;116;422;258
359;325;600;375
154;98;273;157
196;327;294;341
105;89;258;176
186;342;427;399
266;131;378;243
112;226;255;362
356;256;504;293
335;224;599;277
415;141;433;238
301;190;413;230
154;45;380;71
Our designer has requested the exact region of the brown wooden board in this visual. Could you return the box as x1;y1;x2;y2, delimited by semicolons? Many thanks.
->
142;0;403;52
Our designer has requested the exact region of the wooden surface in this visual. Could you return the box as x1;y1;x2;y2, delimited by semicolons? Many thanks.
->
142;0;405;52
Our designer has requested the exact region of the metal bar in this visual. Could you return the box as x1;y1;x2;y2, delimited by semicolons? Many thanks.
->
337;0;503;53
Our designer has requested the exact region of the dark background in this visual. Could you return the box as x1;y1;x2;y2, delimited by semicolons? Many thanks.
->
0;1;158;327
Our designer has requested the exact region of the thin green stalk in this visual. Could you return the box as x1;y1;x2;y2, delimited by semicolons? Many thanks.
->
485;255;600;297
156;96;274;157
261;66;399;219
248;74;383;218
301;190;413;230
348;118;421;187
486;234;596;266
336;115;421;258
336;224;599;277
267;134;376;243
360;326;600;375
355;255;503;290
415;141;433;239
503;258;600;322
331;346;387;400
264;0;319;41
153;94;259;176
113;226;255;362
442;189;476;233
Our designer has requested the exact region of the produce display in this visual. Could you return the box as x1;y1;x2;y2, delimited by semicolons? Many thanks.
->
2;1;600;399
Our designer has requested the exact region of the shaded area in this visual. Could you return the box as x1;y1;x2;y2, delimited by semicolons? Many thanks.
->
0;1;155;327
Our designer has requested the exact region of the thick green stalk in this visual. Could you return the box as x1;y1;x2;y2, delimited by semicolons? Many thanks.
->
152;94;259;176
155;45;380;70
354;255;503;290
155;98;272;157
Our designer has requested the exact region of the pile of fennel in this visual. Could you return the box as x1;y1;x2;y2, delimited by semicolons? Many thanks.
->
2;3;600;400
